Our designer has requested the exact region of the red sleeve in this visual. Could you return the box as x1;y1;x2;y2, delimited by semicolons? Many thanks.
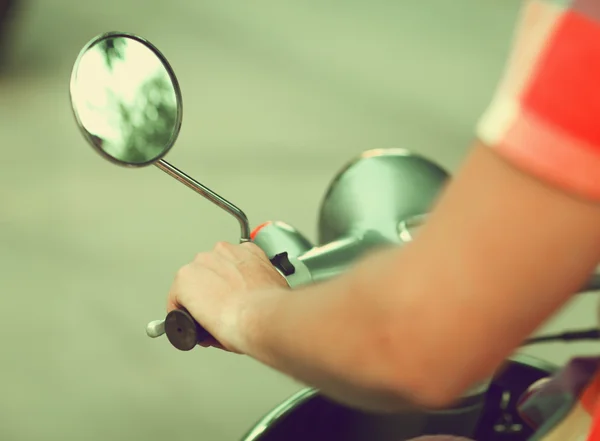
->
476;0;600;202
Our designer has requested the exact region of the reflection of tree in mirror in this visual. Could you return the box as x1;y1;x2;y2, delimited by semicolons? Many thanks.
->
97;37;127;69
116;73;178;164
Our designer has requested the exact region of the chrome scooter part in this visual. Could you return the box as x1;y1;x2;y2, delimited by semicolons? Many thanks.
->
69;31;251;349
69;31;251;242
146;320;166;338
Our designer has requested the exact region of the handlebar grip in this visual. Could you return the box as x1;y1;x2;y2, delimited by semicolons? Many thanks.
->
162;224;311;352
164;309;213;351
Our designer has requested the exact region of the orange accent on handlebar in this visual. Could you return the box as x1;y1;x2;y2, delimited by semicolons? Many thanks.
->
250;221;273;240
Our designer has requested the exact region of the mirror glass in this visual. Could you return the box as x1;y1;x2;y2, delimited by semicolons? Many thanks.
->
70;33;182;166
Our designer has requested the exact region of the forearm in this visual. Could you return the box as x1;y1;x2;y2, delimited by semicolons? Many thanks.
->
234;146;600;414
235;246;468;412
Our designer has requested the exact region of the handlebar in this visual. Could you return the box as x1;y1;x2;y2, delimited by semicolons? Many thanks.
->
150;221;395;350
164;309;211;351
150;219;600;351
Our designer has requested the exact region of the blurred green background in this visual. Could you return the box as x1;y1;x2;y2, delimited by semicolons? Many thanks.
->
0;1;598;440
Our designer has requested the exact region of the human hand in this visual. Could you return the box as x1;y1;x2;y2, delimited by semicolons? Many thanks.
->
166;241;289;353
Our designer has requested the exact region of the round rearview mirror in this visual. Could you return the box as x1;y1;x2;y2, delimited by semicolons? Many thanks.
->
70;32;182;166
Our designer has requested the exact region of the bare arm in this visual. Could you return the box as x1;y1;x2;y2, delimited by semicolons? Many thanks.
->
234;144;600;411
168;1;600;413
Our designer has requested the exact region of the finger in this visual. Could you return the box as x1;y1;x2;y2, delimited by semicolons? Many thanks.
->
198;336;219;348
196;336;233;352
192;250;235;276
167;264;191;313
211;342;232;352
166;295;180;313
217;240;268;263
240;241;270;260
213;241;237;257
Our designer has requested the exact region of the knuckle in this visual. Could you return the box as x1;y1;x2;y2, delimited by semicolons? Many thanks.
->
214;241;232;252
193;252;211;264
175;264;190;279
243;242;268;259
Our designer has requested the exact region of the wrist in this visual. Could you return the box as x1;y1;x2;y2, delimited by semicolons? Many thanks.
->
228;288;288;356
